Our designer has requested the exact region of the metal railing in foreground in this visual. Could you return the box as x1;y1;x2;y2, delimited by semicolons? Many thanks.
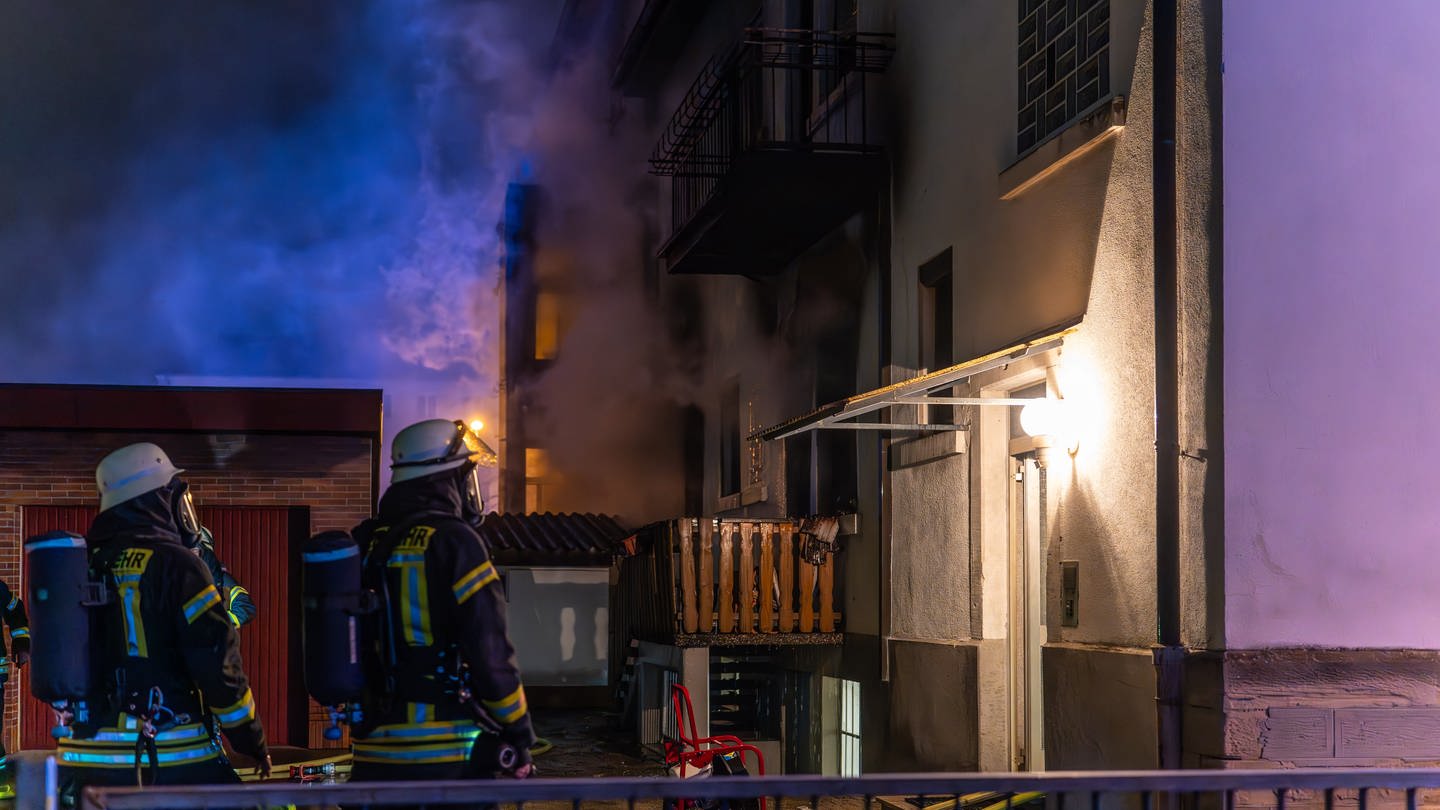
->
78;769;1440;810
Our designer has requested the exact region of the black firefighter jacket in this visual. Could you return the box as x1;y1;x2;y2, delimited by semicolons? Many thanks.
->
351;474;536;768
57;490;267;773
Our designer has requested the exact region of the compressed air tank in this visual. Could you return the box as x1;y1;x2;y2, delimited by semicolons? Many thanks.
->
302;530;367;707
24;531;92;704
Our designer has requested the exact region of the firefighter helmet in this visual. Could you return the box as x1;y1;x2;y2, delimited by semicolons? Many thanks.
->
390;419;496;483
96;442;184;512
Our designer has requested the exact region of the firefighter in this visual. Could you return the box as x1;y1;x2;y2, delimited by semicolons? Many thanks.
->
57;442;269;795
186;526;256;629
348;418;533;800
0;580;28;772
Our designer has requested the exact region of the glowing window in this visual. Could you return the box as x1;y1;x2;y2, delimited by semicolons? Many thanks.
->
535;291;560;360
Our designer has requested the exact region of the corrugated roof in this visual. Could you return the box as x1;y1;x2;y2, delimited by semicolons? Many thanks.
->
479;512;630;566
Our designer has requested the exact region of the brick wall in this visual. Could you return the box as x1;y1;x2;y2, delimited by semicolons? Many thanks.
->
0;429;375;751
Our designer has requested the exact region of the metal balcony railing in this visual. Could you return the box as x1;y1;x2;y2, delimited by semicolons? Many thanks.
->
80;767;1440;808
650;27;895;241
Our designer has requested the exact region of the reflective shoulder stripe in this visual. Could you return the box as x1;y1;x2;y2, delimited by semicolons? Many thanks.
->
211;688;257;728
181;586;222;624
481;686;528;724
452;561;499;604
6;597;17;611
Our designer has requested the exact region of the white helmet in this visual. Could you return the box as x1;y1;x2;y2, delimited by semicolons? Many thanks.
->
390;419;496;483
96;443;184;512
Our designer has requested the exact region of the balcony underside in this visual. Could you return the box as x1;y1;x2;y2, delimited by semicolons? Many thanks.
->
661;149;888;276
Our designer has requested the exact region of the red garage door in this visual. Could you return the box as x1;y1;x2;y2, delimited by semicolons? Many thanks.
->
19;505;304;749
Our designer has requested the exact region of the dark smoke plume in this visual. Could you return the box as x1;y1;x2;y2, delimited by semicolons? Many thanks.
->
0;0;559;406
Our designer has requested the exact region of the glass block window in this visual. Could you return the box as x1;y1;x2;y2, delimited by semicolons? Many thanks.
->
1018;0;1111;154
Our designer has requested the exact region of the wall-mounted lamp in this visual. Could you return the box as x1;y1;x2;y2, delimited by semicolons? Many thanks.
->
1019;398;1079;466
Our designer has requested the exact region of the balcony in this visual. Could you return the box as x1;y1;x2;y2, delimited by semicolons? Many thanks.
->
615;518;844;647
651;28;895;276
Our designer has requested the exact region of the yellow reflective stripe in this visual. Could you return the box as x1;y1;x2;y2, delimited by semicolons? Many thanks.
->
116;575;147;658
9;627;28;639
361;720;482;743
453;561;499;604
389;554;432;645
482;686;528;724
182;586;221;624
226;584;248;607
211;688;257;727
352;738;477;764
405;702;436;725
67;722;210;746
58;738;220;768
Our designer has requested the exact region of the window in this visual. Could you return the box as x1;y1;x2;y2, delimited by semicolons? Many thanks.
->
525;447;550;513
720;381;741;497
823;676;862;776
839;678;861;777
535;290;560;360
919;249;954;424
1018;0;1111;154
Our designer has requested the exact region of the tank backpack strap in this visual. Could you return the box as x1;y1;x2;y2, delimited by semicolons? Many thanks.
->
358;512;447;710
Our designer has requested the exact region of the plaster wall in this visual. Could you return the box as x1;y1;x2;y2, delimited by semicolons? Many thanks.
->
882;0;1157;660
1222;0;1440;648
879;0;1228;770
890;454;970;641
884;639;980;771
1043;644;1158;769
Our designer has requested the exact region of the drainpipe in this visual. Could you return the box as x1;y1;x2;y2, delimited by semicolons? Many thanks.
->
1152;0;1185;773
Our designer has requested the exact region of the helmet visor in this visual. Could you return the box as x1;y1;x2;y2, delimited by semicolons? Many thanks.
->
449;420;498;468
175;487;201;540
461;463;486;525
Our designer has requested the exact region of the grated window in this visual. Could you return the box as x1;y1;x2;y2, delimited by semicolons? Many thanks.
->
1018;0;1111;154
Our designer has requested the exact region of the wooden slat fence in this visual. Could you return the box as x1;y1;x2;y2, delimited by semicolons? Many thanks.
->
673;519;839;635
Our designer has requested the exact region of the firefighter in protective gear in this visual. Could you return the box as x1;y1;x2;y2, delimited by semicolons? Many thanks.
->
186;527;256;629
57;442;270;794
0;581;29;770
349;418;533;798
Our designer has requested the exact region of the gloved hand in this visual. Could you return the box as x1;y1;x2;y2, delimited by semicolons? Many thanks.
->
476;728;535;778
253;750;273;780
505;743;534;780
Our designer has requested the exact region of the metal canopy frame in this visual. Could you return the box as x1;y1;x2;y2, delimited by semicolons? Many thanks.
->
751;325;1077;442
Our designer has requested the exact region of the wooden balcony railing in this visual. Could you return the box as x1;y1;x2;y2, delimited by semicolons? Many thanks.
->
614;518;843;650
676;518;840;637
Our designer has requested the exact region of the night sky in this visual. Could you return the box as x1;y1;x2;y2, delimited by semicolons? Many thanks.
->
0;0;558;386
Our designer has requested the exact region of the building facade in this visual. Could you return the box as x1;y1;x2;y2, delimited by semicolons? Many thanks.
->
516;0;1440;775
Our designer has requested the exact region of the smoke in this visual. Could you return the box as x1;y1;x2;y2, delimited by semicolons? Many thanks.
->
0;0;561;426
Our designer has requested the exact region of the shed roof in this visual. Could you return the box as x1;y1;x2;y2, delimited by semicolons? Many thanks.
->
0;384;382;435
480;512;630;566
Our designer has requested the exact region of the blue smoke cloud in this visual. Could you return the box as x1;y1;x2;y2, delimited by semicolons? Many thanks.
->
0;0;556;393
